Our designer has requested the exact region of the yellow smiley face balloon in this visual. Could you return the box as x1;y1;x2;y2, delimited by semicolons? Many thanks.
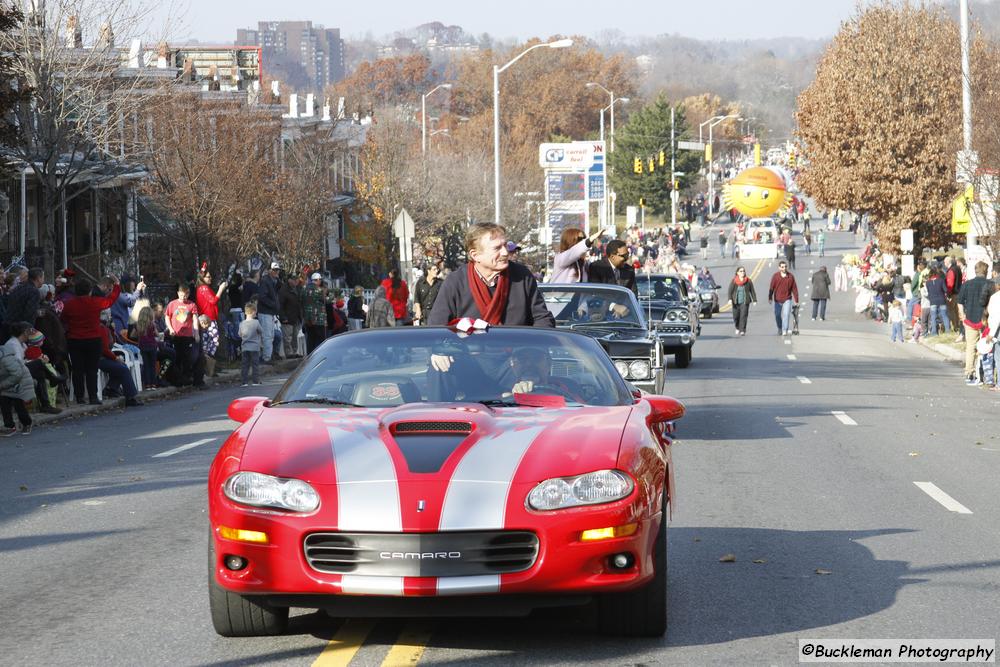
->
722;166;793;218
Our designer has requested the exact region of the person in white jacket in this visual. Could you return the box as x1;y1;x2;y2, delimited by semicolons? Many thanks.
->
546;227;605;284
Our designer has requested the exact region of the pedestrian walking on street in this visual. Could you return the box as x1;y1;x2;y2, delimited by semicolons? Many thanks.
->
888;300;904;342
699;234;708;260
803;230;812;255
718;229;726;258
957;261;992;385
817;229;826;257
784;236;797;270
810;266;831;321
727;266;757;336
768;261;799;336
366;285;396;328
549;227;603;284
238;302;263;386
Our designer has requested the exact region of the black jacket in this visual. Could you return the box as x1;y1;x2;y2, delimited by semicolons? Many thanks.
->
278;283;303;324
347;295;365;320
256;274;280;315
728;278;758;305
429;262;555;327
414;277;443;318
5;282;40;326
810;269;831;300
589;259;636;293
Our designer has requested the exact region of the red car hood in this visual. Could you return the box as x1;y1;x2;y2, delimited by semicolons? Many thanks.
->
237;403;632;532
240;403;630;484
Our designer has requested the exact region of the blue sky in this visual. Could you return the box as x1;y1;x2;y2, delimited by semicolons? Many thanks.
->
161;0;867;43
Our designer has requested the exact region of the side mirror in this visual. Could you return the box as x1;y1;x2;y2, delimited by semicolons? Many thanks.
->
228;396;269;423
645;395;685;423
713;285;721;290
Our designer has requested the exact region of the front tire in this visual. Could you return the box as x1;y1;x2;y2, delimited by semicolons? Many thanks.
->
209;532;289;637
703;309;713;319
597;501;668;637
674;347;692;368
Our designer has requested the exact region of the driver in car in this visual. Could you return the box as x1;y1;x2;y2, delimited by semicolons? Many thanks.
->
509;347;584;401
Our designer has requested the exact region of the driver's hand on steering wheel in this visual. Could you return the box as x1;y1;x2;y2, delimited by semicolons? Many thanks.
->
430;354;454;372
611;304;629;318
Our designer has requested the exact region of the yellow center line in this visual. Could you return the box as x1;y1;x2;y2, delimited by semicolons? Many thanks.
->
380;621;436;666
312;619;377;667
720;258;765;312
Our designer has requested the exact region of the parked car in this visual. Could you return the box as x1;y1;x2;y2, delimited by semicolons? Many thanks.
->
539;283;665;394
208;326;684;638
635;274;700;368
739;217;780;259
692;275;721;317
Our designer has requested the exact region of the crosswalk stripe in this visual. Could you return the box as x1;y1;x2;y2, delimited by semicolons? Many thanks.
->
831;411;857;426
313;619;377;667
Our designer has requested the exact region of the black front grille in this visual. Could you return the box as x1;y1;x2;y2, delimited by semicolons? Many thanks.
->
304;531;539;577
394;422;472;434
656;324;691;334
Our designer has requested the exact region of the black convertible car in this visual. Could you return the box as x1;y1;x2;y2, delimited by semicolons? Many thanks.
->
635;274;700;369
539;284;665;394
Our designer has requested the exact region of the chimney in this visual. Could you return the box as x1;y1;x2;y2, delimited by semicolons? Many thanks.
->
65;15;82;48
98;22;114;48
304;93;314;117
287;93;298;118
322;97;331;121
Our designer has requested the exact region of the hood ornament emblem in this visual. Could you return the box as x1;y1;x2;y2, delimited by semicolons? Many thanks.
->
417;500;426;512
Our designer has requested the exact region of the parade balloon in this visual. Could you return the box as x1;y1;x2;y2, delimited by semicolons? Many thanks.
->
722;166;793;218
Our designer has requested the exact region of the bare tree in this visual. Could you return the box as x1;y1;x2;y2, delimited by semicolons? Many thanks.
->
0;0;168;275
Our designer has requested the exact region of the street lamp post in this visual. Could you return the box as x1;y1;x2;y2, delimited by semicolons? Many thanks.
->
598;97;629;228
421;83;452;156
494;39;573;225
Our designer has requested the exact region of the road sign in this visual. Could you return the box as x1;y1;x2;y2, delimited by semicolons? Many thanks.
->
951;185;973;234
678;141;705;151
539;141;604;169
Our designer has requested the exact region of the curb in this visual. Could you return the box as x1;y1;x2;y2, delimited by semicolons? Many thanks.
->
30;357;301;427
918;338;964;363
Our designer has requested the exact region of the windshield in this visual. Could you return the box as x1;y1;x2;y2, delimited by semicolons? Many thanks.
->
273;328;634;408
636;276;683;302
539;286;644;328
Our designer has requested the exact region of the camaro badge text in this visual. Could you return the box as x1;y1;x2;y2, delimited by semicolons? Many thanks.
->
379;552;462;559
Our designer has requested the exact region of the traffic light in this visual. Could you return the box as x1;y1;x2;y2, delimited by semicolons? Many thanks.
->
658;150;665;166
673;179;679;190
648;157;655;172
788;152;796;168
639;197;646;207
633;157;642;174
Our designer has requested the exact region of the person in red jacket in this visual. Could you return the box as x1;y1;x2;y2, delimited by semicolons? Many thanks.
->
60;276;121;405
768;260;799;336
196;267;227;323
381;268;410;325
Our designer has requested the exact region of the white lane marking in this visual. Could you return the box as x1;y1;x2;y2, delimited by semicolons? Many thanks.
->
831;411;857;426
797;376;812;384
914;482;973;514
787;354;797;360
152;437;217;458
784;339;792;345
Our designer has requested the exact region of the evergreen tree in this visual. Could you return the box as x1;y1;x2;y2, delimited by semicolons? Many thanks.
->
0;4;26;178
608;93;700;217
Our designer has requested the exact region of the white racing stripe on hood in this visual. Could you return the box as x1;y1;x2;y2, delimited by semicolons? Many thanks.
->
436;574;500;596
341;575;404;596
439;425;544;531
327;424;402;531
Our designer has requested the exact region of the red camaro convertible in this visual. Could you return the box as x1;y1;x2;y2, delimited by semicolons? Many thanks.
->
208;326;683;637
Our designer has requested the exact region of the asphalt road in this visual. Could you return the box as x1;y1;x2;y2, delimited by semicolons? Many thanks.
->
2;223;998;666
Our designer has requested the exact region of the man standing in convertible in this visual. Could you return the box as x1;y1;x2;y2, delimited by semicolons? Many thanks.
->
429;223;555;328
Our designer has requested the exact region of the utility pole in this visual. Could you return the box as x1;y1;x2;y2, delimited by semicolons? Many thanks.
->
959;0;977;252
671;106;676;228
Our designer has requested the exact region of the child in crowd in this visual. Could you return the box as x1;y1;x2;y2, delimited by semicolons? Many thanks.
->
888;299;904;342
0;322;37;435
198;314;220;378
239;302;263;387
136;306;159;390
910;306;923;344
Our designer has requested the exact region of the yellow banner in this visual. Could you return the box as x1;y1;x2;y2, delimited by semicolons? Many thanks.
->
705;144;712;163
753;143;761;166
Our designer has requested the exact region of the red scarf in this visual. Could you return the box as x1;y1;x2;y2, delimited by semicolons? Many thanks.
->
734;274;749;286
467;262;509;325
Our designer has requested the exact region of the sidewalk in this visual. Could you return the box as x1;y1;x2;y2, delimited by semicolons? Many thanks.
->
30;357;301;427
918;333;964;363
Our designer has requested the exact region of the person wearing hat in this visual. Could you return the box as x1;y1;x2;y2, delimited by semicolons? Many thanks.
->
413;262;443;326
24;328;64;413
195;266;227;327
505;241;522;264
302;272;330;354
256;262;282;362
0;321;38;434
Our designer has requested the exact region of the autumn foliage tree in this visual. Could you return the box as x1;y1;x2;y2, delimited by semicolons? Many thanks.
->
794;2;1000;251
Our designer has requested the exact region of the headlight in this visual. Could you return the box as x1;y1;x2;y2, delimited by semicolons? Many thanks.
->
665;310;678;321
527;470;634;510
613;360;629;378
224;471;320;512
677;310;690;321
629;359;651;379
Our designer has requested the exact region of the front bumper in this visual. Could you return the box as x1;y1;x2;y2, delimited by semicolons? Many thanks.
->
211;501;661;602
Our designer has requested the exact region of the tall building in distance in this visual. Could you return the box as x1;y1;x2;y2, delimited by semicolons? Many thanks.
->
237;21;345;92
